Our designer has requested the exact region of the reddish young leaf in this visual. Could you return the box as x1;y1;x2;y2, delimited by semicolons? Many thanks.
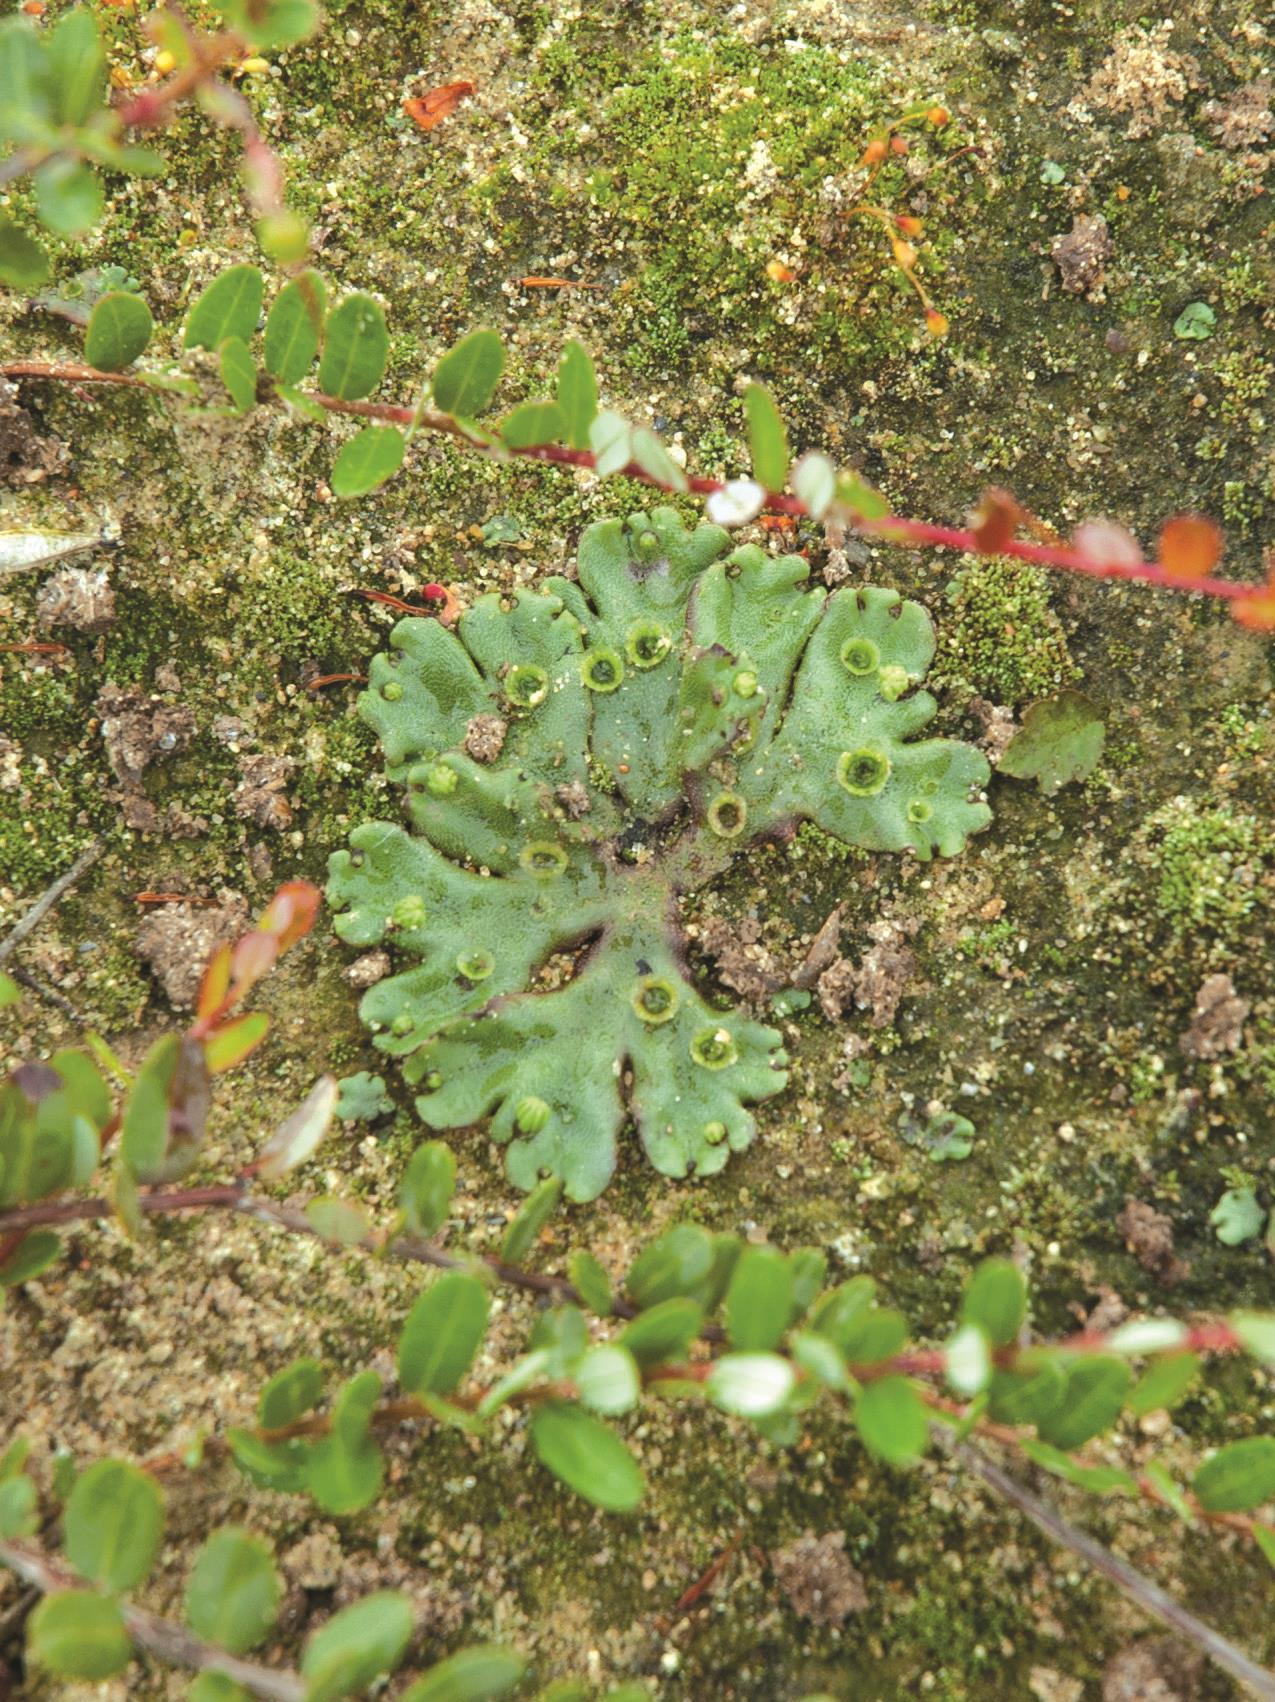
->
1233;574;1275;633
971;487;1025;555
1072;520;1143;569
204;1011;270;1075
258;880;321;951
403;80;475;133
1158;514;1223;579
421;583;462;627
195;942;233;1024
231;929;279;991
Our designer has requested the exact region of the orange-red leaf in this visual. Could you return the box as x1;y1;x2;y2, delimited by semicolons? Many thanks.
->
1233;576;1275;632
1158;514;1223;579
403;80;475;133
971;487;1025;555
258;880;322;951
204;1011;270;1075
195;942;232;1023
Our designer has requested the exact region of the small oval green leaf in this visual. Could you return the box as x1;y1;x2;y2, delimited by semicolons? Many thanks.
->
400;1644;527;1702
34;158;103;236
397;1270;489;1396
28;1591;131;1681
63;1458;165;1592
262;270;326;382
575;1344;640;1415
531;1400;645;1512
185;1527;281;1655
707;1352;796;1418
318;293;388;400
725;1246;793;1352
498;399;565;449
500;1175;563;1264
619;1297;704;1368
431;328;504;417
185;264;264;352
400;1140;456;1235
219;335;258;413
961;1258;1027;1348
1037;1357;1131;1451
48;9;104;126
567;1248;612;1316
557;340;598;450
743;383;789;491
305;1195;372;1246
854;1374;929;1465
258;1355;323;1428
0;215;48;290
84;291;152;372
1194;1436;1275;1514
301;1591;413;1702
305;1433;385;1515
0;1228;61;1286
331;424;405;497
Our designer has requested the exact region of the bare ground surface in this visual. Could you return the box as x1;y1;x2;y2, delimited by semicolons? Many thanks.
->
1;0;1273;1695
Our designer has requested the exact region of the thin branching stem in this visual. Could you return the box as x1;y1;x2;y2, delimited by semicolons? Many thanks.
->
0;360;1256;608
0;1539;306;1702
4;1178;1273;1689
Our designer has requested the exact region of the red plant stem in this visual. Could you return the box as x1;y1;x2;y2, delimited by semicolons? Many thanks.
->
869;512;1248;601
0;360;1257;609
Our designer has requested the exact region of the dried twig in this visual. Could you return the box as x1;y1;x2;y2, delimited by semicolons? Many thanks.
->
2;963;82;1019
943;1436;1275;1699
0;1539;306;1702
0;839;104;966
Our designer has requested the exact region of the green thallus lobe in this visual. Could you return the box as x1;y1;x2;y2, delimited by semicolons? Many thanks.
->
328;508;990;1201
